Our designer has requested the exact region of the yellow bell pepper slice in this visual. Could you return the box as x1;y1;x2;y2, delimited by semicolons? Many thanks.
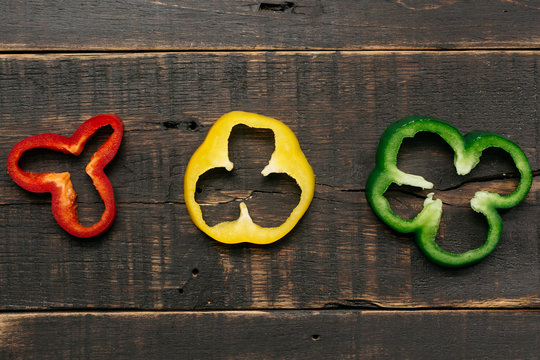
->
184;111;315;244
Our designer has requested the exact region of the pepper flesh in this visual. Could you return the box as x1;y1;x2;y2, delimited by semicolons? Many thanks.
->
184;111;315;244
7;114;124;238
366;116;533;267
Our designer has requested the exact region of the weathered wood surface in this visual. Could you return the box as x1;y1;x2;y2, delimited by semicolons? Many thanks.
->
1;310;539;359
1;1;540;51
1;1;539;356
1;52;538;310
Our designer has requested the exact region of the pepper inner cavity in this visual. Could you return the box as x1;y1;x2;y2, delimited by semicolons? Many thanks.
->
195;124;301;227
18;125;114;227
389;132;519;253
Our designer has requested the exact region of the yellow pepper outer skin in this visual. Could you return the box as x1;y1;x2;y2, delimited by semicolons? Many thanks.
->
184;111;315;244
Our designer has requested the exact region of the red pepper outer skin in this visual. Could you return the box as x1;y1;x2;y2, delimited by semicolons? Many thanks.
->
7;114;124;238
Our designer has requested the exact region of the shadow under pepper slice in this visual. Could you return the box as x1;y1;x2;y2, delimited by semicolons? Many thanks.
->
7;114;124;238
366;116;533;267
184;111;315;245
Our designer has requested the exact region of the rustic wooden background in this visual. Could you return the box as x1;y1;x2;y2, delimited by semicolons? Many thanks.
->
0;1;539;359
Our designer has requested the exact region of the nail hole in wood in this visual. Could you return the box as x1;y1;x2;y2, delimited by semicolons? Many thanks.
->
162;121;180;129
186;119;200;131
259;1;295;12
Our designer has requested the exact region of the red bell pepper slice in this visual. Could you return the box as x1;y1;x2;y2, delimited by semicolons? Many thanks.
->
7;114;124;238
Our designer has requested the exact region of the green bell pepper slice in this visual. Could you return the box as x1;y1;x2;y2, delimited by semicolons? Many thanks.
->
366;116;533;268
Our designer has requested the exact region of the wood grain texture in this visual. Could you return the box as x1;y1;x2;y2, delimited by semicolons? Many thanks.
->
1;310;539;359
1;1;540;51
0;51;538;310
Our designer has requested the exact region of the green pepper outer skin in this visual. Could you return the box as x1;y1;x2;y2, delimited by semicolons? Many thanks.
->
366;116;533;268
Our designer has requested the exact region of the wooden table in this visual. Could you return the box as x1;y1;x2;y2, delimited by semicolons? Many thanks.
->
1;1;539;358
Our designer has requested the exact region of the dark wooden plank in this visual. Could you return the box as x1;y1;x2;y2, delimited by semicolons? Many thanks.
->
1;310;539;359
1;1;540;51
0;52;538;310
